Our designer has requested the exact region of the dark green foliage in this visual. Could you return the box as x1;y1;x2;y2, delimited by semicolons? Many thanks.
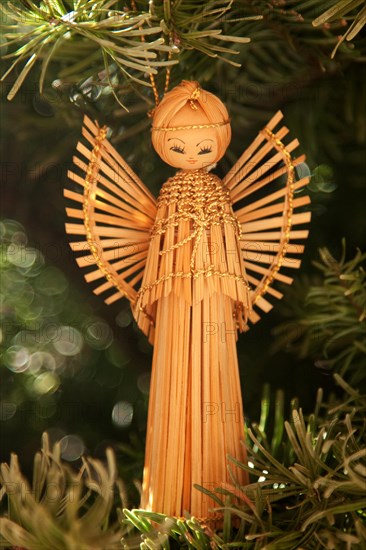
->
0;0;173;104
312;0;366;57
0;433;126;549
272;243;366;388
0;0;252;105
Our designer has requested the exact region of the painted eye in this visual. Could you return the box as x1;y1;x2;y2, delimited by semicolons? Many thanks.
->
170;145;186;154
198;145;213;155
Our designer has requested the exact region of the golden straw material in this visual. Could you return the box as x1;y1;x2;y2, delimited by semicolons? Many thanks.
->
64;110;311;519
133;168;252;342
65;115;157;313
223;111;311;321
151;120;230;132
189;85;201;109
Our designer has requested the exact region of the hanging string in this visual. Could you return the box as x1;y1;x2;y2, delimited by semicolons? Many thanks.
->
130;0;173;111
148;51;173;112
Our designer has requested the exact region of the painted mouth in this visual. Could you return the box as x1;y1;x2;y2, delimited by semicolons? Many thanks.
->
187;160;197;164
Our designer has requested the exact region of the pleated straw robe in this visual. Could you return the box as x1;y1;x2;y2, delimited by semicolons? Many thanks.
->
135;168;251;518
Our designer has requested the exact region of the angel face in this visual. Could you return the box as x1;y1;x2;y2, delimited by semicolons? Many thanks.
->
163;127;219;171
152;82;231;169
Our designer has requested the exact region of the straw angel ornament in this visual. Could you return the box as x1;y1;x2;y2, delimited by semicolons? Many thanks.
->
65;80;311;520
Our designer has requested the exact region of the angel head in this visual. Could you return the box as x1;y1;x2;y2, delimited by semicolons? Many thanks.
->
151;80;231;171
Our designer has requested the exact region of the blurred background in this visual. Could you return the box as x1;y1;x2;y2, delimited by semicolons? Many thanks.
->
1;0;365;504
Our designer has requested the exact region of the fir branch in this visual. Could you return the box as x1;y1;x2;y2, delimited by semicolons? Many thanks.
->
0;0;257;102
0;433;126;549
198;376;366;548
312;0;366;58
229;0;366;63
148;0;256;67
272;242;366;387
0;0;175;101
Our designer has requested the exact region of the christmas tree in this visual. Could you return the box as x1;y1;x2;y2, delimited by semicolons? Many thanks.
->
1;1;365;547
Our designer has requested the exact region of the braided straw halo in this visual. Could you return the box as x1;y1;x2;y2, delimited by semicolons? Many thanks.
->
151;120;230;132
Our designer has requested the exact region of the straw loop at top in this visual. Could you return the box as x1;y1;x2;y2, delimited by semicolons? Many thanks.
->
189;86;201;110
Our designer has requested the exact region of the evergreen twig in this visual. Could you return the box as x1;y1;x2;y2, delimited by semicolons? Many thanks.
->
0;433;126;549
272;242;366;387
312;0;366;58
0;0;255;103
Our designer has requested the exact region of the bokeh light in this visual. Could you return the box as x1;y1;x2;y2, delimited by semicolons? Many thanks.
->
137;373;151;395
52;326;83;356
35;267;68;296
116;309;132;328
33;372;60;395
4;345;30;373
0;402;17;421
84;319;113;350
295;161;311;179
6;245;38;269
28;351;56;373
1;219;148;482
112;401;133;428
309;164;337;193
60;434;85;461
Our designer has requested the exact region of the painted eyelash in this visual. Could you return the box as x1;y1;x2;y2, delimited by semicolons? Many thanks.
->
170;144;186;154
198;145;213;155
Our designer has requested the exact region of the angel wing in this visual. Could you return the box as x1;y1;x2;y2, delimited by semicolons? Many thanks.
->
224;111;311;326
64;116;157;307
